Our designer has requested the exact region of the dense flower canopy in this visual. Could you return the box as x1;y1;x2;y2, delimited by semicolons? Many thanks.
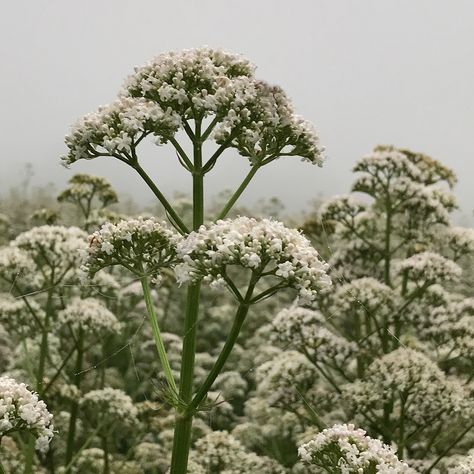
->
63;47;324;167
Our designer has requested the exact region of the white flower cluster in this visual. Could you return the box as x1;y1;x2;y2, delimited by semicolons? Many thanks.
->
352;147;457;226
190;430;286;473
57;173;118;207
400;147;457;186
344;348;470;426
214;371;248;400
85;208;127;230
57;298;122;335
270;306;356;366
125;48;324;165
0;375;54;453
418;298;474;364
0;293;44;331
29;208;59;226
442;226;474;258
318;194;368;223
331;278;396;316
81;217;178;280
175;217;331;303
353;146;423;182
298;423;415;473
0;246;37;284
63;96;181;165
80;388;139;430
256;350;317;408
449;454;474;474
11;225;87;275
64;47;324;167
394;251;462;285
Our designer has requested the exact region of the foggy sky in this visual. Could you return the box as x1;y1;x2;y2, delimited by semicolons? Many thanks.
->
1;0;473;221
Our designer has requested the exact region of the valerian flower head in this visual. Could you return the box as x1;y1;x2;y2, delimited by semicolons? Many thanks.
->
331;277;397;318
189;430;286;473
449;454;474;474
64;48;324;168
0;247;36;284
298;423;415;473
255;350;317;408
85;208;128;230
416;298;474;367
353;146;422;183
80;388;139;432
395;146;457;187
394;251;462;286
441;226;474;258
57;298;122;335
354;145;456;187
343;348;471;426
58;173;118;208
62;97;182;165
29;208;60;226
270;306;356;366
175;217;331;303
0;294;45;332
0;375;54;453
318;194;368;224
80;217;179;281
11;226;88;278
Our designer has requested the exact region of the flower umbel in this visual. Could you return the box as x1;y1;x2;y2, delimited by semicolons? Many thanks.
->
175;216;331;303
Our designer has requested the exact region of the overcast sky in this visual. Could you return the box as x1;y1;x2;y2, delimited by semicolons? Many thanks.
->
1;0;473;221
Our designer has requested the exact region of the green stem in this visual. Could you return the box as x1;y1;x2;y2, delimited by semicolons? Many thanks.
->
169;284;201;474
65;329;84;469
62;423;105;472
132;163;189;234
23;434;35;474
189;301;251;412
397;392;406;459
140;276;178;395
217;164;260;219
102;436;110;474
37;286;54;395
425;423;474;473
170;119;204;474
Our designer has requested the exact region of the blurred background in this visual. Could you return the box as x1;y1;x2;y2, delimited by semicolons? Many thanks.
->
0;0;473;222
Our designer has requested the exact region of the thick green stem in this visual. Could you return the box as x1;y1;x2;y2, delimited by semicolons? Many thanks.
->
140;276;178;395
23;434;35;474
217;164;260;220
170;120;204;474
190;301;251;412
24;433;35;474
169;284;201;473
65;329;84;469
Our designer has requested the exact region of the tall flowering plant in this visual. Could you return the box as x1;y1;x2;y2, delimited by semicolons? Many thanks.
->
255;146;474;472
63;47;329;473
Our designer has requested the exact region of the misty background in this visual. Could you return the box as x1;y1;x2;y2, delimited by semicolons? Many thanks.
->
0;0;473;222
